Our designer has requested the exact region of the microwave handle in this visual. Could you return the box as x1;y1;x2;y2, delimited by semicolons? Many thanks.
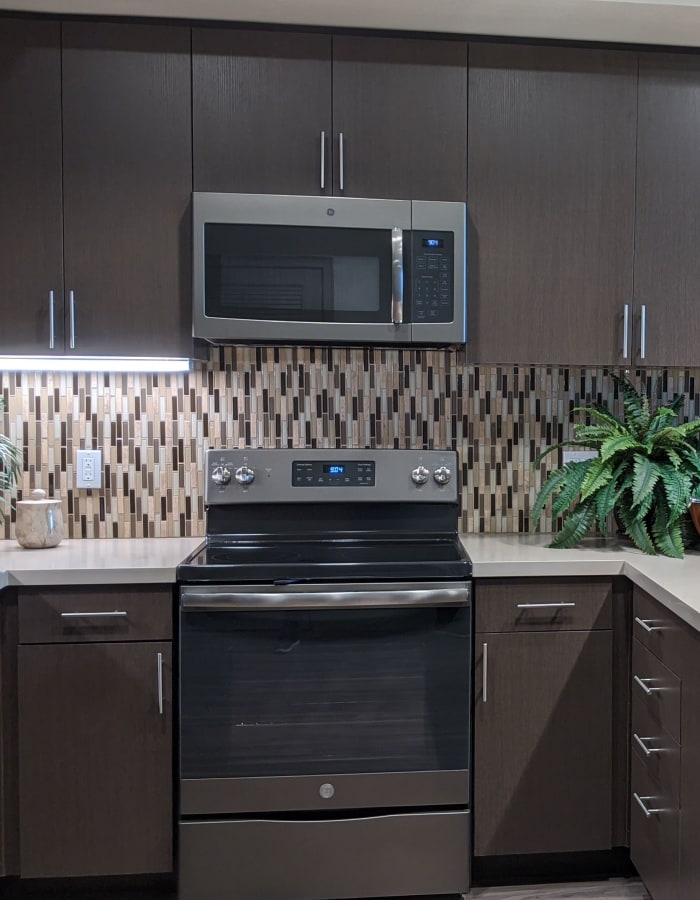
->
391;227;404;325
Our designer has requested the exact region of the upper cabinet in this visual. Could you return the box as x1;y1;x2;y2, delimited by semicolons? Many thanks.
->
467;44;638;366
193;30;467;202
0;21;64;356
634;52;700;368
0;20;192;358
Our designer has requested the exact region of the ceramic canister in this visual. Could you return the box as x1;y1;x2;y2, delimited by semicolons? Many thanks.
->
15;488;64;549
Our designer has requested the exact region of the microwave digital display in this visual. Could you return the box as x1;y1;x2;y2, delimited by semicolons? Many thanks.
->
422;238;444;248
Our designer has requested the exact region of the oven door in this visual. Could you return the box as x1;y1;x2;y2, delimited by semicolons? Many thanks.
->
179;581;471;815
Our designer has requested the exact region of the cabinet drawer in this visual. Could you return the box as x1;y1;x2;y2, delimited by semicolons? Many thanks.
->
631;691;680;805
476;579;612;633
18;586;172;644
633;587;684;671
632;638;681;744
630;751;680;900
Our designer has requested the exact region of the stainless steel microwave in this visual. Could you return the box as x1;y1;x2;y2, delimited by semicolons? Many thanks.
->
192;193;466;346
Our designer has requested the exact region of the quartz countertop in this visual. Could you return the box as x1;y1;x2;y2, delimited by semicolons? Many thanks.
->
0;537;203;589
462;533;700;634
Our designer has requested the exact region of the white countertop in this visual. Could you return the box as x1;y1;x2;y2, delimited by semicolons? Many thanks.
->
462;533;700;633
0;537;203;589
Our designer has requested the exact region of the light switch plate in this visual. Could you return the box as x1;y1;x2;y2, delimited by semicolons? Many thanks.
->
562;450;598;465
76;449;102;489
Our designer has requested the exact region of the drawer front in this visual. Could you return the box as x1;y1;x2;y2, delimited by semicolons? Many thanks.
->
476;578;613;633
630;752;680;900
180;811;470;900
18;586;173;643
632;638;681;744
631;691;680;804
633;587;684;672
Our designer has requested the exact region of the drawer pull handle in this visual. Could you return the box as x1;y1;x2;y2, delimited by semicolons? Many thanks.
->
634;675;663;695
60;610;128;619
635;616;663;633
516;602;576;609
633;733;662;756
633;792;664;817
157;651;164;716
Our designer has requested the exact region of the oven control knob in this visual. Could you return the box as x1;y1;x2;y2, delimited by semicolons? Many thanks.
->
235;465;256;486
411;465;430;485
433;466;452;486
211;466;231;486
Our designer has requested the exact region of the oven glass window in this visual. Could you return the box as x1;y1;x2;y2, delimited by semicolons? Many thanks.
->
180;605;470;778
203;224;396;323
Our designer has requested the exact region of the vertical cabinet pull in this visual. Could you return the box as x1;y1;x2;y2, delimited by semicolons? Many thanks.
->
338;132;345;192
320;131;326;191
391;228;404;325
640;305;647;360
49;290;55;350
157;651;164;715
69;290;76;349
622;304;630;360
482;642;488;703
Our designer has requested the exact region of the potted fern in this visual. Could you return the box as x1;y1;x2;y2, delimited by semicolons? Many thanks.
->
0;398;21;529
532;374;700;558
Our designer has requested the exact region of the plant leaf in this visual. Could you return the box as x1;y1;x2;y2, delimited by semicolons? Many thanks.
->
531;465;573;529
651;502;684;558
532;439;603;468
632;456;662;510
571;405;626;431
572;424;622;444
658;464;692;522
616;503;657;555
579;456;614;500
548;501;596;549
594;463;626;533
599;434;644;462
550;460;595;517
613;374;650;440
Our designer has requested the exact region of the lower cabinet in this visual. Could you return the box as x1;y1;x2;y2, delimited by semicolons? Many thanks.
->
16;587;173;879
474;578;620;857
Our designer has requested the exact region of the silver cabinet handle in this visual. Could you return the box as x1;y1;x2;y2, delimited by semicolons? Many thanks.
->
391;227;404;325
516;602;576;609
69;290;76;349
640;304;647;360
633;792;664;817
482;642;488;703
634;675;662;695
157;651;164;715
320;130;326;191
635;616;662;633
49;290;55;350
338;132;345;191
633;733;662;757
623;303;630;360
60;610;128;619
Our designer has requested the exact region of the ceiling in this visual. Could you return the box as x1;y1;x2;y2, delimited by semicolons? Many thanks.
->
2;0;700;47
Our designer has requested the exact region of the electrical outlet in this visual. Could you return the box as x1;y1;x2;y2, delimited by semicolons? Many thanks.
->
76;449;102;489
562;450;598;465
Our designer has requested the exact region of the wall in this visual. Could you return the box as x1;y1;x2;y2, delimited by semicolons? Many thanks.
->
2;348;698;539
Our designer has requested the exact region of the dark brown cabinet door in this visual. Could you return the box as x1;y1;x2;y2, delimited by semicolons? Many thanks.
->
0;20;63;355
467;44;637;365
678;628;700;900
332;36;467;201
474;630;613;856
193;29;332;195
61;22;192;357
635;52;700;368
18;641;172;878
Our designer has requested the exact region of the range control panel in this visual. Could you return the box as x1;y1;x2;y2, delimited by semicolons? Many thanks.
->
411;231;454;324
205;449;458;505
293;460;375;487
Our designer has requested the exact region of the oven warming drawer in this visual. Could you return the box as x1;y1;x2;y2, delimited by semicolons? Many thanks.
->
179;809;470;900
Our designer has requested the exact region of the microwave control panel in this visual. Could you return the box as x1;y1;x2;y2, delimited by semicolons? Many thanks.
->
410;231;454;323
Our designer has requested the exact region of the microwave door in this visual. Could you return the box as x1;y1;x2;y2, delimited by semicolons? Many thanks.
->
409;201;467;346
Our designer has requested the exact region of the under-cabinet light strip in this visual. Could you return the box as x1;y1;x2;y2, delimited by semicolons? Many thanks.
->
0;356;193;373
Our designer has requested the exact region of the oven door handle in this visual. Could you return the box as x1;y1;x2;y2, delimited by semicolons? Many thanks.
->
180;583;470;610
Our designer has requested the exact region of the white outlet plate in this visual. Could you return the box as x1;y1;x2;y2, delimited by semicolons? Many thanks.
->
76;449;103;489
563;450;599;465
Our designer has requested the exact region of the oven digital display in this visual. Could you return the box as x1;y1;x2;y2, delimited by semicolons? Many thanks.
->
292;460;375;487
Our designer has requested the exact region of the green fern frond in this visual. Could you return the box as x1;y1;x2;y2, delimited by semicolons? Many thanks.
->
600;435;643;462
531;465;574;529
571;405;626;431
616;504;657;555
548;501;596;549
579;456;614;500
651;503;684;558
658;465;692;521
594;466;626;534
632;456;662;509
550;460;594;517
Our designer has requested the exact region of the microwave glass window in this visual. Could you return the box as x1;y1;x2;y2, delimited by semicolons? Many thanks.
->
204;224;393;323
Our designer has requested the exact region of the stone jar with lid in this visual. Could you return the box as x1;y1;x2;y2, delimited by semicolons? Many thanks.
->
15;489;64;549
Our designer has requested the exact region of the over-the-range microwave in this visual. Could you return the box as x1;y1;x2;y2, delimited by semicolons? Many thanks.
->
192;192;467;346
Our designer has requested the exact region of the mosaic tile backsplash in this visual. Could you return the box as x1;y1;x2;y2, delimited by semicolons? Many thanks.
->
2;347;699;539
